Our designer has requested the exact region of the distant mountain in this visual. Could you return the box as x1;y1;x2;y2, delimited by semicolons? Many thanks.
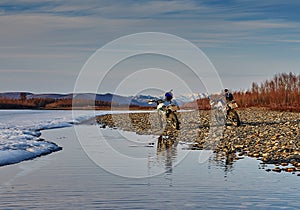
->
0;92;34;99
29;93;70;100
0;92;205;108
131;95;160;107
174;93;208;105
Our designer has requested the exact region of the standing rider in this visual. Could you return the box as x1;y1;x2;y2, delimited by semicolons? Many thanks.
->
224;89;234;102
224;89;234;115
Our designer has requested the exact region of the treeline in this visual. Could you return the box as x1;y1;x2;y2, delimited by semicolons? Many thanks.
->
182;72;300;112
0;98;55;109
234;72;300;111
0;98;113;109
0;97;153;110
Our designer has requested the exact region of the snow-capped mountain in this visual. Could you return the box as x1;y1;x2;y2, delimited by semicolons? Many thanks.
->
174;93;208;105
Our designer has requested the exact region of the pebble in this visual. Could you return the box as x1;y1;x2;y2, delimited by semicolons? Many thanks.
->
96;108;300;175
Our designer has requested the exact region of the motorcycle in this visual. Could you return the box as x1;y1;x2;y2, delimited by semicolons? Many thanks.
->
148;98;180;130
210;97;241;127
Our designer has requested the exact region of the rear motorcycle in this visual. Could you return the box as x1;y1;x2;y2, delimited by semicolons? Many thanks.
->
210;97;241;127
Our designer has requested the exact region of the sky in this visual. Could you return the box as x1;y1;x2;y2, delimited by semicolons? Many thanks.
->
0;0;300;95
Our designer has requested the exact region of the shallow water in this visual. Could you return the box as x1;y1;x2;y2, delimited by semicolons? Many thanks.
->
1;122;300;209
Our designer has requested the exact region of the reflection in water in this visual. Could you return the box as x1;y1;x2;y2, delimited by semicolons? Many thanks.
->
156;135;178;173
209;151;237;178
155;135;178;185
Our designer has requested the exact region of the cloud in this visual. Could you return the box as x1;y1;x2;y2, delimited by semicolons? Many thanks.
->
277;39;300;43
0;0;202;18
0;68;70;74
0;0;299;60
0;52;73;59
0;0;300;93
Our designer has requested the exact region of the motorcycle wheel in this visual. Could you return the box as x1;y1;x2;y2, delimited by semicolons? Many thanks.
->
168;112;180;130
157;111;164;129
214;110;226;125
227;110;241;127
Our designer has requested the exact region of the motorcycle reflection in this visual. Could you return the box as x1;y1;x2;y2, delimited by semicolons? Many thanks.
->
156;135;178;175
208;151;236;178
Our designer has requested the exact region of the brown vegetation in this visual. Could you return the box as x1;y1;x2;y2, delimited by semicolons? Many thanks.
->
0;97;153;110
0;98;54;109
182;72;300;112
235;72;300;111
0;97;114;110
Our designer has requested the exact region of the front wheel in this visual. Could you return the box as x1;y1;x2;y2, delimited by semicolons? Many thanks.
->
227;110;241;127
214;109;226;125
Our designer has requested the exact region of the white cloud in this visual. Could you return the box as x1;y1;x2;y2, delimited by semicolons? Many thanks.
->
277;39;300;43
231;20;294;30
0;0;300;92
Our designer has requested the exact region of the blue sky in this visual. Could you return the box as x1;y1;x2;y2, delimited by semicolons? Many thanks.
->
0;0;299;94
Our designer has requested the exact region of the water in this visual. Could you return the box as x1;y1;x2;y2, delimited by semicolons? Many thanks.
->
0;110;300;209
0;109;148;166
0;109;101;166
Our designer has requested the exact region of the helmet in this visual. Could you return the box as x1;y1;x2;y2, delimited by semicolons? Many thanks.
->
165;91;173;101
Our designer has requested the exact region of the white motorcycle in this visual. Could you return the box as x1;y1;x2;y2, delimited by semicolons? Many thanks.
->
210;97;241;127
149;97;180;130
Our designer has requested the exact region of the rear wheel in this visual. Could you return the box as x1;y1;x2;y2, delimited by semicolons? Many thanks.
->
227;110;241;127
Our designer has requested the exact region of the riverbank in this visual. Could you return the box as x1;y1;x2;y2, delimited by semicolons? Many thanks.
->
2;125;300;209
96;108;300;173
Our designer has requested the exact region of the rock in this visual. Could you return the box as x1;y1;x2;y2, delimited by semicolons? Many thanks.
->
272;167;282;172
96;108;300;176
284;167;295;172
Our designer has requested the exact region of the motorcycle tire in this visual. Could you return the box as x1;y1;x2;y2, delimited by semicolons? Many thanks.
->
157;112;164;129
214;110;226;125
227;110;241;127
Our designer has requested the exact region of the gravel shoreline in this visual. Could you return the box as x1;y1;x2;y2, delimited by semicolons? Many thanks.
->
96;108;300;174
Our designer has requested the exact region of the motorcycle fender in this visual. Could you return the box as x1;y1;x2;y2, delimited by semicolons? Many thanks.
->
157;103;166;111
228;101;238;109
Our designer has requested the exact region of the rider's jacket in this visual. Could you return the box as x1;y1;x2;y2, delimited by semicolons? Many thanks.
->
225;92;234;101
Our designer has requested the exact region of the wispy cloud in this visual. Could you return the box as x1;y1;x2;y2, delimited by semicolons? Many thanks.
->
0;0;300;92
0;68;59;74
0;52;73;59
1;0;299;48
277;39;300;43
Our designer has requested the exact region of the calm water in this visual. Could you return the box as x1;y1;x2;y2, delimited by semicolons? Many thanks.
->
1;122;300;209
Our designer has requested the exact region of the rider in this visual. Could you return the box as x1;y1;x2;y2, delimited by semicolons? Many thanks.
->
156;90;174;111
224;89;234;116
165;91;173;103
164;90;178;107
224;89;234;102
